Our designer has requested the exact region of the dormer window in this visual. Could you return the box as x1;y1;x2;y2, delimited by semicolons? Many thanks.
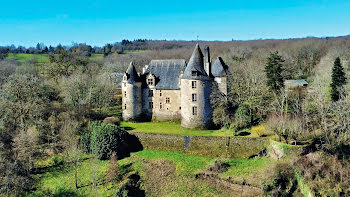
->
192;71;198;76
147;78;153;85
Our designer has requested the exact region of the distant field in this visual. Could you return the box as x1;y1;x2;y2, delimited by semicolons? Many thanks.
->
121;121;235;137
7;53;49;63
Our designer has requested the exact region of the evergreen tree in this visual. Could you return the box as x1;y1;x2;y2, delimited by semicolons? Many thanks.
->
265;51;285;93
331;57;347;101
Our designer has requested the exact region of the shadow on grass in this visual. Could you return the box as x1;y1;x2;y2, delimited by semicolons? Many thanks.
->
122;126;135;131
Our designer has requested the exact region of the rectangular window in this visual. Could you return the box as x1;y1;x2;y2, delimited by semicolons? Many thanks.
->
192;81;197;88
192;93;197;102
160;102;163;109
149;101;153;109
147;78;153;85
123;82;126;87
166;97;170;103
192;71;197;76
192;106;197;115
124;91;127;97
149;89;153;97
159;90;162;97
124;104;127;109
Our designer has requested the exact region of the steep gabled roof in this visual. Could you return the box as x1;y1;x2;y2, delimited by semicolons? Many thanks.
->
125;62;141;83
143;59;186;89
211;57;228;77
181;44;209;79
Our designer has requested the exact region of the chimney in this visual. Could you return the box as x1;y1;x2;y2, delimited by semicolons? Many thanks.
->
204;46;211;76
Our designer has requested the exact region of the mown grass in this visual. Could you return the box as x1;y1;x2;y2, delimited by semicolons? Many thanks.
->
121;121;234;137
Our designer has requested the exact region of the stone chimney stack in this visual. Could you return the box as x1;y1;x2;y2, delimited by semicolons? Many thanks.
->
204;46;211;76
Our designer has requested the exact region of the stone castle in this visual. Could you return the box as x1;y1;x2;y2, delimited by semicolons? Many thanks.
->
122;44;229;129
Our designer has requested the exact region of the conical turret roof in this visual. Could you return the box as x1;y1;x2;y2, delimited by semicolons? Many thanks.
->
211;57;228;77
181;44;209;79
125;62;141;82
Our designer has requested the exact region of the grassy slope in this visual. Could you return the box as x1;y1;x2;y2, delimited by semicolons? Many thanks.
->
29;150;277;197
29;155;115;197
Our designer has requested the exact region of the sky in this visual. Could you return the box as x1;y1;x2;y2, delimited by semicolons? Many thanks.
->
1;0;350;47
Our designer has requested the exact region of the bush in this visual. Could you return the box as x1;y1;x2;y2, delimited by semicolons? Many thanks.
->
263;163;298;196
83;121;142;160
234;103;251;129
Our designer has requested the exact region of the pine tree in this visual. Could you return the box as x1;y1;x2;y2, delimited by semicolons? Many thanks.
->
331;57;347;101
265;51;285;93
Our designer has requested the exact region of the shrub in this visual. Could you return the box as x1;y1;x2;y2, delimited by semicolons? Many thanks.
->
83;121;143;160
263;163;298;196
234;103;251;129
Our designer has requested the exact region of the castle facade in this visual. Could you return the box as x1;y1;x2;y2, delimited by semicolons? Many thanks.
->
122;44;228;129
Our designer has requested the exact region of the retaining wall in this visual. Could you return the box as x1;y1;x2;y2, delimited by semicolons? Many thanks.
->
132;132;270;159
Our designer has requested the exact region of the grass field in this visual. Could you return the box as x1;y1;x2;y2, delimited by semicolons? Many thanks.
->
29;150;277;196
7;53;49;63
121;121;235;137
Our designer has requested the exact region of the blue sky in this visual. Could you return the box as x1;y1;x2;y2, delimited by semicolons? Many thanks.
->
1;0;350;47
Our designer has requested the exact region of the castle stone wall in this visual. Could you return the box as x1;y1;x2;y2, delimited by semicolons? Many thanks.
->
142;88;181;121
180;79;213;129
122;82;142;120
214;77;228;95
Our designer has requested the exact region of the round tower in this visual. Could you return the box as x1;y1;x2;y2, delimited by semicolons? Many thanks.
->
122;62;142;121
180;44;213;129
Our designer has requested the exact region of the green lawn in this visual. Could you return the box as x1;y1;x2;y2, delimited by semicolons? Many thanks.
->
121;121;234;137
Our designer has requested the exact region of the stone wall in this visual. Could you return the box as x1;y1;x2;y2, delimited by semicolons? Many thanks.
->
122;82;142;120
133;132;269;159
180;78;213;129
142;88;181;121
214;77;227;95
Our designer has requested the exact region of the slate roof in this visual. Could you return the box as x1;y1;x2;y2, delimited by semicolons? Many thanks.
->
285;80;308;87
211;57;228;77
125;62;141;83
143;59;186;89
181;44;210;79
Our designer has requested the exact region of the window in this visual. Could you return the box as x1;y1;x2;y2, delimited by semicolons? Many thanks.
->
192;81;197;88
192;71;197;76
149;89;153;97
124;91;127;97
192;93;197;102
124;104;127;109
149;101;153;109
159;90;162;97
160;102;163;109
123;82;126;87
147;78;153;85
192;106;197;115
166;97;170;103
